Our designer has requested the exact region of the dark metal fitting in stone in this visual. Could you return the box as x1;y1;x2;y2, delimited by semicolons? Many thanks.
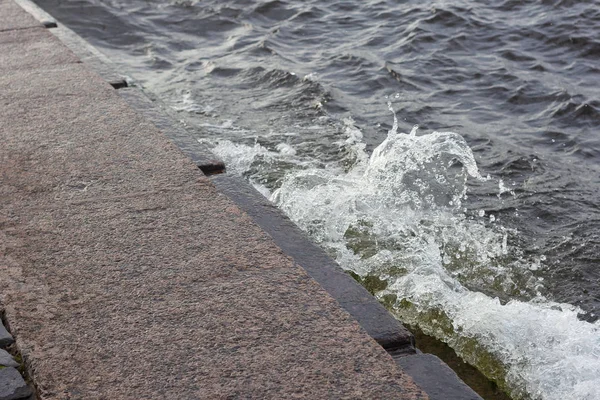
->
109;79;128;90
198;161;226;176
41;20;58;29
0;367;32;400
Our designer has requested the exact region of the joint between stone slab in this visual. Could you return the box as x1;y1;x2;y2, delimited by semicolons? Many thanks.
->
381;334;416;353
0;25;42;34
115;87;227;175
387;345;418;359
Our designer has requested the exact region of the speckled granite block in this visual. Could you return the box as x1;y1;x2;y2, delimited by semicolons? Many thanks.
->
211;174;416;352
0;93;428;400
0;63;114;100
0;27;79;71
50;25;128;88
118;87;225;174
0;0;41;32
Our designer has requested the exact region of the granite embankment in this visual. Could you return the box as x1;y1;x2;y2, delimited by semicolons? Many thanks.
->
0;1;481;399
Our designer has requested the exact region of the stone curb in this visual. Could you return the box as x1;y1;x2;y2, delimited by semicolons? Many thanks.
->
115;87;483;399
49;24;128;89
15;0;127;88
394;354;484;400
210;174;416;352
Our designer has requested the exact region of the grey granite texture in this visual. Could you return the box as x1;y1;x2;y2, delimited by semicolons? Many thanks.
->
0;368;32;400
13;0;58;28
118;88;225;174
0;0;40;32
49;24;128;88
0;27;80;71
0;3;427;399
0;350;19;368
0;325;14;349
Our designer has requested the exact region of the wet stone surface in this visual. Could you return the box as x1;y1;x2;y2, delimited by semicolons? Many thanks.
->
0;350;19;368
0;367;31;400
394;354;483;400
0;324;14;348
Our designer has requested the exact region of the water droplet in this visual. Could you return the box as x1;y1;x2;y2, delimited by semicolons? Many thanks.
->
409;124;419;136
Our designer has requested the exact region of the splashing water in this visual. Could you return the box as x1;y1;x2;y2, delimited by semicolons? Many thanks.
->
208;108;600;400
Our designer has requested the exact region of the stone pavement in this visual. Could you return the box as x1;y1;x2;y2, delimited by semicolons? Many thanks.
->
0;1;429;398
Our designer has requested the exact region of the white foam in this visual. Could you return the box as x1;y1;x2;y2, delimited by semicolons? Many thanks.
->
276;143;297;156
208;139;272;175
171;90;212;114
390;267;600;400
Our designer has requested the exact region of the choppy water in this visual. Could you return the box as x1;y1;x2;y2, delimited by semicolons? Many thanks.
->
34;0;600;398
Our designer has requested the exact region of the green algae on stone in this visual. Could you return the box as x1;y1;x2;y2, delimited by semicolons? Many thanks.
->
406;322;514;400
344;221;379;259
389;299;519;399
346;270;388;295
12;353;26;376
381;294;398;310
